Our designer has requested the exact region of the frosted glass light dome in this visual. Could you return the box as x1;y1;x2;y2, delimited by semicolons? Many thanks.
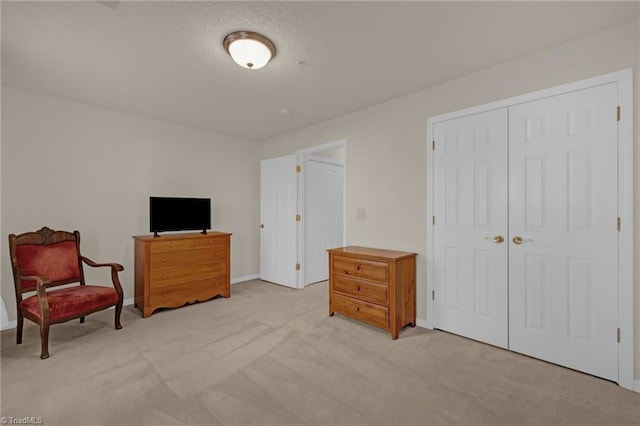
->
223;31;276;70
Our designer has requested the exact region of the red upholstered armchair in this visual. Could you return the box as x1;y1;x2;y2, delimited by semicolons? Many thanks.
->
9;227;124;359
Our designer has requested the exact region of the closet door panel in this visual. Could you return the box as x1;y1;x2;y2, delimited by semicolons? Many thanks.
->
433;108;508;348
508;83;619;382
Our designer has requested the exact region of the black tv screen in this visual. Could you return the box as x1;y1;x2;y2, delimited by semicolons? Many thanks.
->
150;197;211;235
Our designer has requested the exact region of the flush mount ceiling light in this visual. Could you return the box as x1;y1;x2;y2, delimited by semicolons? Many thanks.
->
223;31;276;70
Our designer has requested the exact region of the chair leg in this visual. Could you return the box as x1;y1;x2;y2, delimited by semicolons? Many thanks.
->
16;312;24;345
39;322;50;359
114;300;123;330
80;317;85;324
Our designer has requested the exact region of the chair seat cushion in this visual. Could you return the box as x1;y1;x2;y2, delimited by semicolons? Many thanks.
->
20;285;119;322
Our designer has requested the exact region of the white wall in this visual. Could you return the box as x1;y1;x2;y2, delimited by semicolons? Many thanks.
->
0;81;6;330
261;20;640;378
1;87;261;323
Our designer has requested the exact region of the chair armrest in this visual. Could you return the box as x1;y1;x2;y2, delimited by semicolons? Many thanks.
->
17;274;51;319
81;256;124;272
80;256;124;298
17;274;51;287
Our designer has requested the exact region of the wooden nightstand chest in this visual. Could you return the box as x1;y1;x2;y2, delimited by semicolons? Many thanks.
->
328;246;416;339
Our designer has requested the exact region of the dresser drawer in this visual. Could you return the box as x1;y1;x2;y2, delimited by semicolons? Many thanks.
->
193;237;227;248
332;293;388;330
332;274;388;305
149;239;193;253
333;257;388;283
149;277;227;305
150;247;215;269
149;261;226;287
211;246;227;261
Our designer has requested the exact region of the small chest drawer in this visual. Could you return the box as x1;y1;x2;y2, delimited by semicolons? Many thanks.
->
150;239;193;253
333;257;388;283
150;247;215;269
332;293;388;330
333;274;388;305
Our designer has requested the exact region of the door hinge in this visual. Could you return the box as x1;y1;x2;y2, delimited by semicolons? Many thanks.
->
296;214;301;222
432;216;435;226
617;328;620;343
296;165;301;173
296;263;301;271
432;140;435;151
616;106;620;122
617;217;621;231
432;290;435;301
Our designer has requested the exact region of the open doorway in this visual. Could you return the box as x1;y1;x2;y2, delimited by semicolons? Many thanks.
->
260;140;346;289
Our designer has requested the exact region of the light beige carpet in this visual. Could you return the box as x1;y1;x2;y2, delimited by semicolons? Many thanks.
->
1;280;638;425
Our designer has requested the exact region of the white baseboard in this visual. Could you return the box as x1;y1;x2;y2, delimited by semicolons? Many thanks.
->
1;320;17;331
1;298;136;332
414;322;639;393
416;318;430;329
232;274;260;284
0;277;258;332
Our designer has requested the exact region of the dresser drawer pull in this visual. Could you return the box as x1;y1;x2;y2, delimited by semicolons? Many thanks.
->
169;243;175;248
355;285;360;291
162;275;168;280
162;291;167;297
355;265;361;271
161;258;167;263
208;240;213;245
355;306;360;312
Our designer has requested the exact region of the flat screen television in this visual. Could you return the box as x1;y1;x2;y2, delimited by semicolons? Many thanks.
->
150;196;211;236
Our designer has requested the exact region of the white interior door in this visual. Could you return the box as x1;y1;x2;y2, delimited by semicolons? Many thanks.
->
260;155;297;288
508;84;619;381
433;108;509;349
305;157;344;285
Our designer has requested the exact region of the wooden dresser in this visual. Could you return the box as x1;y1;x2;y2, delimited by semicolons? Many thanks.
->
133;232;231;318
328;246;416;339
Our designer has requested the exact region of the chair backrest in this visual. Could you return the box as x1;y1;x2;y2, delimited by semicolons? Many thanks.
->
9;227;86;297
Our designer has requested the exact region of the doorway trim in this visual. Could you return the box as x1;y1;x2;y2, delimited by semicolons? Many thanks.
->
296;139;348;288
425;69;634;390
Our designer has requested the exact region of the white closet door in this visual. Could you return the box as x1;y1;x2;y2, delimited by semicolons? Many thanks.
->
433;108;509;348
260;155;298;288
508;83;619;381
305;157;344;285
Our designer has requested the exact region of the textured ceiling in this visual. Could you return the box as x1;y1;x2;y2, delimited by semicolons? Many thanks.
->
2;1;638;141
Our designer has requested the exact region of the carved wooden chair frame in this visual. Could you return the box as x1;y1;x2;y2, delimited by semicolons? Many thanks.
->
9;227;124;358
